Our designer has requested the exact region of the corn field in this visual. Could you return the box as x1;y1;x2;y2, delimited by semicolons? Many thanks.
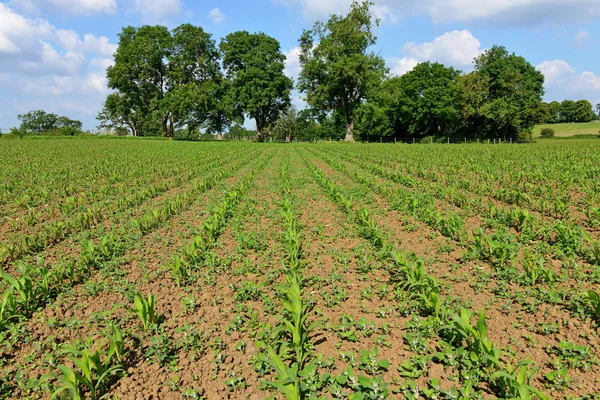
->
1;138;599;399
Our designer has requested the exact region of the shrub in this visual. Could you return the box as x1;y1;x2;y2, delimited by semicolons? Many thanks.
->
540;128;555;138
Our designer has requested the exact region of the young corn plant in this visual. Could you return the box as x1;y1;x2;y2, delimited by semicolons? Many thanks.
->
264;273;317;400
131;292;156;331
443;309;501;370
53;325;125;400
491;360;548;400
521;252;555;285
356;207;385;249
585;290;600;323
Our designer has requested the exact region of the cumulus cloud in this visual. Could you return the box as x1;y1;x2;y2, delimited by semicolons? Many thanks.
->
389;57;419;76
0;4;116;76
537;60;600;104
402;30;483;67
0;4;117;129
388;30;483;76
208;7;225;24
278;0;600;25
10;0;117;15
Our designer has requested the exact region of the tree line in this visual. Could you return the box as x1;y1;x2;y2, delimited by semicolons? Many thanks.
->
87;1;595;142
539;100;598;124
9;110;83;136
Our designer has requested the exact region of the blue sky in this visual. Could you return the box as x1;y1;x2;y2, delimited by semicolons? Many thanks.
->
0;0;599;131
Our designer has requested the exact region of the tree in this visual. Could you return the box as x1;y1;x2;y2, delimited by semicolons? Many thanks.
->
574;99;594;122
548;101;561;123
538;102;551;124
105;25;172;136
204;74;239;140
272;106;297;142
394;62;461;138
98;92;145;136
298;1;386;142
596;103;600;118
165;24;221;136
18;110;58;133
17;110;82;134
559;100;576;122
220;31;292;142
459;46;544;141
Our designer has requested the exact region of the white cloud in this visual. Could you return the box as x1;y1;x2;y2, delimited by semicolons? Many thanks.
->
0;4;116;76
536;60;575;83
402;30;483;68
208;7;225;24
573;30;589;47
389;57;419;76
132;0;182;19
0;4;117;129
284;46;301;81
537;60;600;105
280;0;600;25
10;0;117;15
387;30;483;75
372;5;397;23
47;0;116;15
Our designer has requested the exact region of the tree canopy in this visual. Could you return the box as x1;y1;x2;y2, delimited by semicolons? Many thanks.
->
90;2;594;142
220;31;292;142
298;0;386;141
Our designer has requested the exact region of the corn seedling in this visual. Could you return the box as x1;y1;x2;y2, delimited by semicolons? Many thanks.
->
53;326;125;400
131;292;156;331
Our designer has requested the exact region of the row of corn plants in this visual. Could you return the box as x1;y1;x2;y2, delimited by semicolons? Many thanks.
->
315;147;600;327
302;150;550;399
0;152;259;332
0;152;238;266
168;153;272;286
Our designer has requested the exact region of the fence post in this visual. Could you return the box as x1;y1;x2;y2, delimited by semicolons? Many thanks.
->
412;138;415;144
394;138;397;144
464;138;466;144
447;137;450;144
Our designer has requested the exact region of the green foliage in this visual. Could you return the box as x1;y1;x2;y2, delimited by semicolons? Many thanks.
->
459;46;545;142
17;110;83;135
298;0;386;141
220;30;292;141
131;292;157;330
586;290;600;322
540;128;555;138
53;326;125;400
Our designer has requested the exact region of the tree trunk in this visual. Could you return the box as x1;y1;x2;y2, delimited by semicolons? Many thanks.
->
344;120;354;142
285;133;291;143
216;131;223;141
256;126;263;142
161;117;168;137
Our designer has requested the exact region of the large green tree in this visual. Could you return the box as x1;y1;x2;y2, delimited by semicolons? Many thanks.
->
459;46;544;141
298;0;386;141
548;101;561;123
104;25;172;136
573;99;595;122
164;24;221;137
559;100;576;122
220;31;292;142
395;62;461;138
271;106;297;142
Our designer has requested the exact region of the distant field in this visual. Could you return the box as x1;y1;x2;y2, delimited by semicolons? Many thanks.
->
534;121;600;137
